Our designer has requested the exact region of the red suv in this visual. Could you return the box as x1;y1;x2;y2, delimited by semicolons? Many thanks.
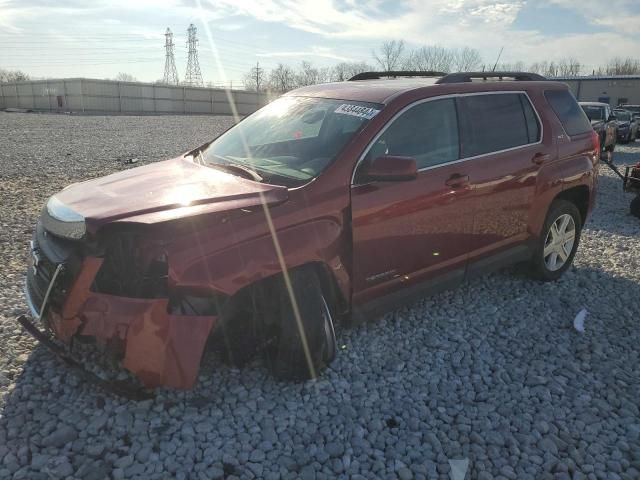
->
22;72;599;391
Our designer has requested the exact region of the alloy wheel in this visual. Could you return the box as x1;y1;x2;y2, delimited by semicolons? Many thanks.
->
543;213;576;271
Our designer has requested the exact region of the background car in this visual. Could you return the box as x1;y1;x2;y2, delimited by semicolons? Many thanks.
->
580;102;617;152
613;109;638;143
619;104;640;116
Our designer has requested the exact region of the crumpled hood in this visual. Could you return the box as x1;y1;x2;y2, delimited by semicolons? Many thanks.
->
54;156;288;231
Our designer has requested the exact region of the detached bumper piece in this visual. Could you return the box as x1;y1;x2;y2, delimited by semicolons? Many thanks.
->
16;314;154;401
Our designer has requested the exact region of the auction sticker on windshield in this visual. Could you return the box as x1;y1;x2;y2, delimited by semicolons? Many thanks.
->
335;104;380;120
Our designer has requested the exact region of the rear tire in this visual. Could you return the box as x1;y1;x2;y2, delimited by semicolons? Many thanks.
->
529;200;582;281
267;267;337;381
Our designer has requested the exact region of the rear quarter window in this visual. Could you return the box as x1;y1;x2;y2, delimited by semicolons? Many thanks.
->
545;90;592;136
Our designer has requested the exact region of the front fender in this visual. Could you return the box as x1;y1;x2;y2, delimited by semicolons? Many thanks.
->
171;217;351;304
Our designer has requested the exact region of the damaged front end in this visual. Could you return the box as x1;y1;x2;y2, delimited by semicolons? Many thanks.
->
23;208;220;391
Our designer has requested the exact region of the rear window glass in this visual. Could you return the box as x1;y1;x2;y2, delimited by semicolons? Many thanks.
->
545;90;592;136
458;93;533;158
581;105;605;121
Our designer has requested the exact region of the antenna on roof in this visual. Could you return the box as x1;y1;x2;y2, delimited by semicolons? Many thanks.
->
492;47;504;72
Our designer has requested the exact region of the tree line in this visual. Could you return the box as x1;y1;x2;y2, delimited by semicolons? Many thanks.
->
2;39;640;88
0;68;29;83
244;40;640;93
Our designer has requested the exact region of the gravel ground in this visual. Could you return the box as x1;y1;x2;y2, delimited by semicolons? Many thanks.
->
1;111;640;480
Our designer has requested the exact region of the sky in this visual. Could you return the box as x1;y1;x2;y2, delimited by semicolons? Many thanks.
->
1;0;639;85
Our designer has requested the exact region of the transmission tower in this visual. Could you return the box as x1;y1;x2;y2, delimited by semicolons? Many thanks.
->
184;24;204;87
162;28;179;85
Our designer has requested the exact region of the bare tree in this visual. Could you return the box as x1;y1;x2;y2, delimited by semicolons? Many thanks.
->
453;47;482;72
295;61;320;87
331;61;373;81
0;68;29;82
372;40;405;71
528;62;546;74
268;63;296;93
403;46;455;72
488;61;526;72
556;57;581;76
317;66;332;84
114;72;137;82
605;57;640;75
243;63;266;92
546;62;559;77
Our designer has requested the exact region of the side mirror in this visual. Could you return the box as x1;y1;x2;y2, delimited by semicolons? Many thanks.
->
364;155;418;182
608;115;617;122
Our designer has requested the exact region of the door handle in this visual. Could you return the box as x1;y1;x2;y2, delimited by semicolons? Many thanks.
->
445;174;469;188
532;153;551;165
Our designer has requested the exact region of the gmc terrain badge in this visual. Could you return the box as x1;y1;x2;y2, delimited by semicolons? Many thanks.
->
366;270;397;282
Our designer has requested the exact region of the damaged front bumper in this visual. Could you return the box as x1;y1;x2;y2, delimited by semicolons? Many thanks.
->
23;250;218;391
16;313;153;400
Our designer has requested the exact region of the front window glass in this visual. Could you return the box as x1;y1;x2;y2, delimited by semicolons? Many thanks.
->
581;105;605;121
201;96;382;186
369;99;459;170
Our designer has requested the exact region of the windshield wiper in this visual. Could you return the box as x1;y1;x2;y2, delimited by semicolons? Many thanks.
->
194;151;263;182
220;163;263;182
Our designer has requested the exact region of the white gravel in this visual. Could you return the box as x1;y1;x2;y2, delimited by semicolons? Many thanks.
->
1;111;640;480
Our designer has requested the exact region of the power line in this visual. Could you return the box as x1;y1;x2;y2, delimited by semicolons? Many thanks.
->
183;24;204;87
162;27;179;85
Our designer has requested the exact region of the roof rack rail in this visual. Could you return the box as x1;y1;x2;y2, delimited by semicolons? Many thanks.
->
435;71;547;84
349;71;446;81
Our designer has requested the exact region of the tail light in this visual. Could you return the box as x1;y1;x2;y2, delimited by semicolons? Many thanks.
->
590;130;600;160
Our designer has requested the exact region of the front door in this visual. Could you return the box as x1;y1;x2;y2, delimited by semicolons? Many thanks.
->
350;97;475;306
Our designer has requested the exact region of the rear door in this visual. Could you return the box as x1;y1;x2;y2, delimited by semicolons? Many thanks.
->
456;92;548;263
350;97;475;305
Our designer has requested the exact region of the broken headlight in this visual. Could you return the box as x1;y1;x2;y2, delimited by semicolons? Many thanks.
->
41;195;86;240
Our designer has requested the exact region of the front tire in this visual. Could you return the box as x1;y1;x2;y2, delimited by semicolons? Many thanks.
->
529;200;582;281
267;268;337;381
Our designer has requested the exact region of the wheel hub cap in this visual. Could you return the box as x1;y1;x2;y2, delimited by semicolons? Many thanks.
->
543;213;576;271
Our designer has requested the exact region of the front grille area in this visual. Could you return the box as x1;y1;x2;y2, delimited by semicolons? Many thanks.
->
26;221;83;317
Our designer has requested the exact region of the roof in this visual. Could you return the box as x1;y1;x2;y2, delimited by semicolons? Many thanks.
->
579;101;609;106
287;79;440;104
553;75;640;81
287;78;564;105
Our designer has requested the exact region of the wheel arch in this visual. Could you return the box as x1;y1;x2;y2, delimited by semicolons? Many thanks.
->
219;260;347;322
554;185;590;225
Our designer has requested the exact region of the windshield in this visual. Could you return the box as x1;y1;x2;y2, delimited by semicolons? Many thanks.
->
614;111;631;121
201;96;382;186
581;105;604;121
